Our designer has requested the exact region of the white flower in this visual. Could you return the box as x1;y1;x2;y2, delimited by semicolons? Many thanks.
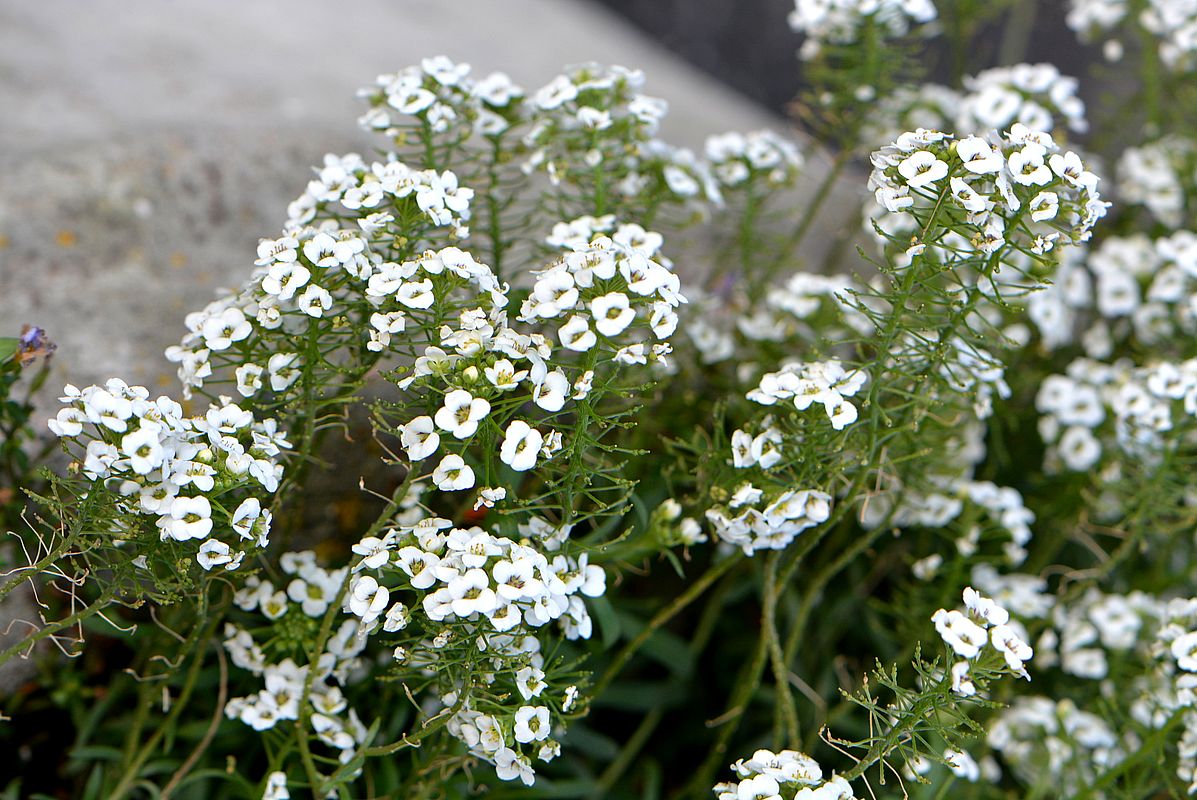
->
956;136;1004;174
558;315;597;351
990;624;1033;678
448;568;498;617
235;363;264;397
348;575;389;623
735;774;782;800
263;770;290;800
396;279;435;309
485;358;528;391
351;534;394;570
962;587;1010;626
121;425;164;475
166;496;212;542
261;262;310;300
495;746;535;785
533;370;570;412
513;705;551;743
950;661;976;696
590;292;635;337
1008;144;1052;185
500;421;543;471
231;498;270;544
383;602;410;632
535;75;578;109
898;150;948;188
201;307;252;351
1172;631;1197;671
474;486;507;510
434;390;491;439
1028;191;1059;221
433;454;475;491
932;608;988;659
267;353;301;392
197;538;240;571
516;666;547;700
401;415;440;461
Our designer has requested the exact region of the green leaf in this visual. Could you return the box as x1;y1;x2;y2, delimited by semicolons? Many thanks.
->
0;338;18;365
590;594;621;649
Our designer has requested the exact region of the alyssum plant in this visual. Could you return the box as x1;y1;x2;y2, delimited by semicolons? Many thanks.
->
7;1;1197;797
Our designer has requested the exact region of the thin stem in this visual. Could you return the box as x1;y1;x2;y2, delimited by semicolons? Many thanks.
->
590;552;744;698
763;551;800;749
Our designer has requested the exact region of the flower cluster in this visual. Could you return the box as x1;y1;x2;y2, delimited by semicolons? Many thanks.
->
705;481;832;555
1116;136;1197;228
869;125;1107;259
713;748;858;800
165;151;476;398
704;129;805;189
347;518;605;638
225;554;366;764
933;587;1033;695
1036;355;1197;472
519;222;685;362
1067;0;1197;71
956;63;1088;135
866;63;1087;153
747;359;867;431
986;696;1124;795
48;380;284;570
787;0;937;60
873;473;1036;566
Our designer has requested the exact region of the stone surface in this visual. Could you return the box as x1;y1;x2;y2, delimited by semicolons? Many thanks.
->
0;0;858;419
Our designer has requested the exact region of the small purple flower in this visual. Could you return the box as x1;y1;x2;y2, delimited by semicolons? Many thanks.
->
16;325;55;366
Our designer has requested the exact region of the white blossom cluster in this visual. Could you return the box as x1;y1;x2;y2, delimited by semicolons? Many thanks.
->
713;748;859;800
963;575;1197;794
165;152;477;398
787;0;937;60
342;514;604;785
384;216;682;499
869;125;1107;260
386;536;596;785
1067;0;1197;71
519;220;685;362
224;553;367;763
986;696;1124;796
874;475;1036;566
747;359;867;431
1116;136;1196;228
933;587;1034;696
956;63;1088;135
866;64;1087;150
346;517;606;638
359;59;693;200
705;480;833;555
683;273;870;368
357;57;807;216
704;130;805;189
1028;231;1197;354
1036;355;1197;472
48;380;284;571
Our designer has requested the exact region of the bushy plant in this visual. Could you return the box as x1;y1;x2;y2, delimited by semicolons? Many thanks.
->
7;3;1197;798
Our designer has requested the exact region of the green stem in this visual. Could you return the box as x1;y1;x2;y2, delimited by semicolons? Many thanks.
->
763;552;800;749
590;552;743;698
